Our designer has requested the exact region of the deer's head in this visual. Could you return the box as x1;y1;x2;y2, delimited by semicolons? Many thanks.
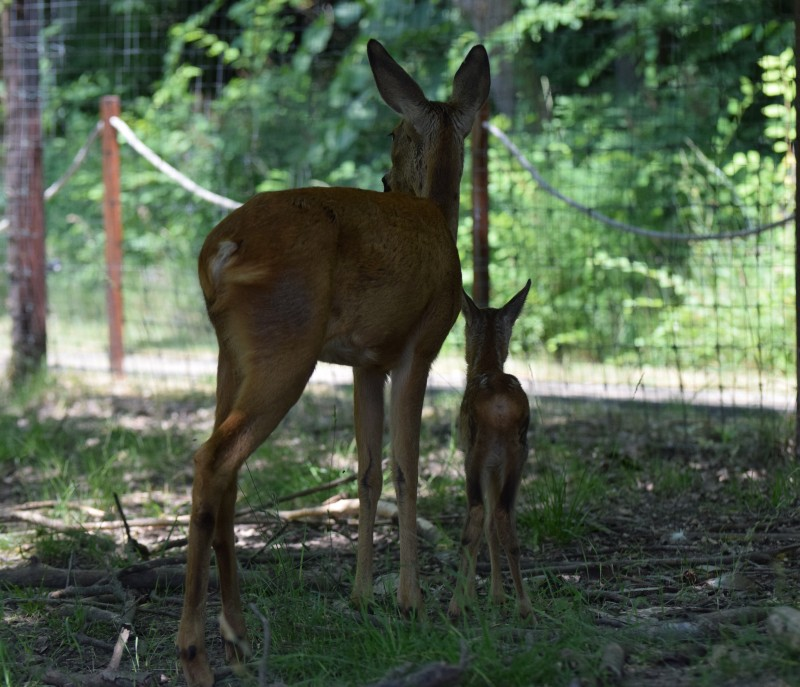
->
367;40;491;236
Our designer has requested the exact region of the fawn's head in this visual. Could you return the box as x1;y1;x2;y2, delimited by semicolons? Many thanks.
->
462;280;531;373
367;39;490;236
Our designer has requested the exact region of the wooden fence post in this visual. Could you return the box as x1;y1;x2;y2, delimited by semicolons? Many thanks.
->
3;1;47;383
471;99;490;308
100;96;124;377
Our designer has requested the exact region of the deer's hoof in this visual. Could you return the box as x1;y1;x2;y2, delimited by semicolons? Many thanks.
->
397;587;424;618
178;645;215;687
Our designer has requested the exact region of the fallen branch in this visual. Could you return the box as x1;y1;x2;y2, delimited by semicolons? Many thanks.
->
639;605;770;640
107;627;131;672
49;583;122;599
43;667;168;686
1;508;191;532
366;642;469;687
515;543;800;577
276;498;440;545
0;558;196;591
2;493;439;545
114;493;150;560
274;473;357;504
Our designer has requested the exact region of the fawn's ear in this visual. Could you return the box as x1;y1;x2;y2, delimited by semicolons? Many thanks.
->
368;39;430;131
499;279;531;329
450;44;491;137
461;287;480;324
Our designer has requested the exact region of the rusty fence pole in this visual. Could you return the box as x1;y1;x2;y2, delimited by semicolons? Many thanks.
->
3;1;47;383
100;96;124;377
471;99;490;308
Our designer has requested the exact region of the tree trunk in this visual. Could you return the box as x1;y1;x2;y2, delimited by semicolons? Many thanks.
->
3;1;47;383
457;0;516;117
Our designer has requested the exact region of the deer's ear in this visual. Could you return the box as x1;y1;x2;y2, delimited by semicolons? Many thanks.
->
499;279;531;329
368;39;430;128
450;44;491;137
461;287;479;323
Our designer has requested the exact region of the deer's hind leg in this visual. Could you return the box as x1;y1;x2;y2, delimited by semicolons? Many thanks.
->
178;298;326;686
208;342;247;661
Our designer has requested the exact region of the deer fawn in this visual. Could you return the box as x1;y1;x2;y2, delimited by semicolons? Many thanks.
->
448;280;533;620
176;39;490;686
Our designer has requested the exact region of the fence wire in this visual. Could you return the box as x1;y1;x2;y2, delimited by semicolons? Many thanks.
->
0;1;795;420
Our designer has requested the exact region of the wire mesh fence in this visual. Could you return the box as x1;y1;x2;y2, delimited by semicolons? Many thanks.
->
0;1;796;419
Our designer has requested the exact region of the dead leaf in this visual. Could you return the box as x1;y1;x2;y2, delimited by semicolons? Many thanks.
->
705;572;758;592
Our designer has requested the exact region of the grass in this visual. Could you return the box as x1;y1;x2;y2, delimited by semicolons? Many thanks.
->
1;373;799;686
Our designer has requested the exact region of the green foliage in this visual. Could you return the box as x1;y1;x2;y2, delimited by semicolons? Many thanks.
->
11;0;794;376
464;3;794;371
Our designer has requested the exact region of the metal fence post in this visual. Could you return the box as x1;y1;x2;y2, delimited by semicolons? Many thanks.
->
100;96;124;377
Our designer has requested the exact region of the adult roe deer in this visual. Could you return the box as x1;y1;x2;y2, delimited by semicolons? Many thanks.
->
176;39;491;687
448;280;533;620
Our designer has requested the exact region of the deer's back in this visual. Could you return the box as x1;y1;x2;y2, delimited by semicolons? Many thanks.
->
461;372;529;501
461;372;530;451
198;187;462;369
463;371;528;423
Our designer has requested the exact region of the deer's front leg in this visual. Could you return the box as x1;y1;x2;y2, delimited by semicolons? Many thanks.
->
351;366;387;607
389;356;430;614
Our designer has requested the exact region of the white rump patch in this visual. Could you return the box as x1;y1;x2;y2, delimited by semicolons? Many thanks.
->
210;240;239;285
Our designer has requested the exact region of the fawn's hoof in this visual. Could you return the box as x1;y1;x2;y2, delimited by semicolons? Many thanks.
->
447;598;464;620
518;597;534;620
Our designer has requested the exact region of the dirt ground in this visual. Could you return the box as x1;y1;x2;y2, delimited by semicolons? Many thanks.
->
1;385;799;686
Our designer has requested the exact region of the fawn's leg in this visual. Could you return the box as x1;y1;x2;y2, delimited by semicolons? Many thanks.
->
351;366;387;606
494;507;532;618
486;513;505;606
494;471;532;619
389;353;431;613
447;483;484;618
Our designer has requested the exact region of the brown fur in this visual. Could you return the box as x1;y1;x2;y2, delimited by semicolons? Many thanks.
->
448;280;533;620
177;40;490;687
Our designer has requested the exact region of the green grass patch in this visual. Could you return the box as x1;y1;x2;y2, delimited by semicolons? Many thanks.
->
1;375;798;685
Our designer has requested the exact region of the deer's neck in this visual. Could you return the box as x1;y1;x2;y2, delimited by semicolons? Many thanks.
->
425;134;465;240
466;342;505;382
